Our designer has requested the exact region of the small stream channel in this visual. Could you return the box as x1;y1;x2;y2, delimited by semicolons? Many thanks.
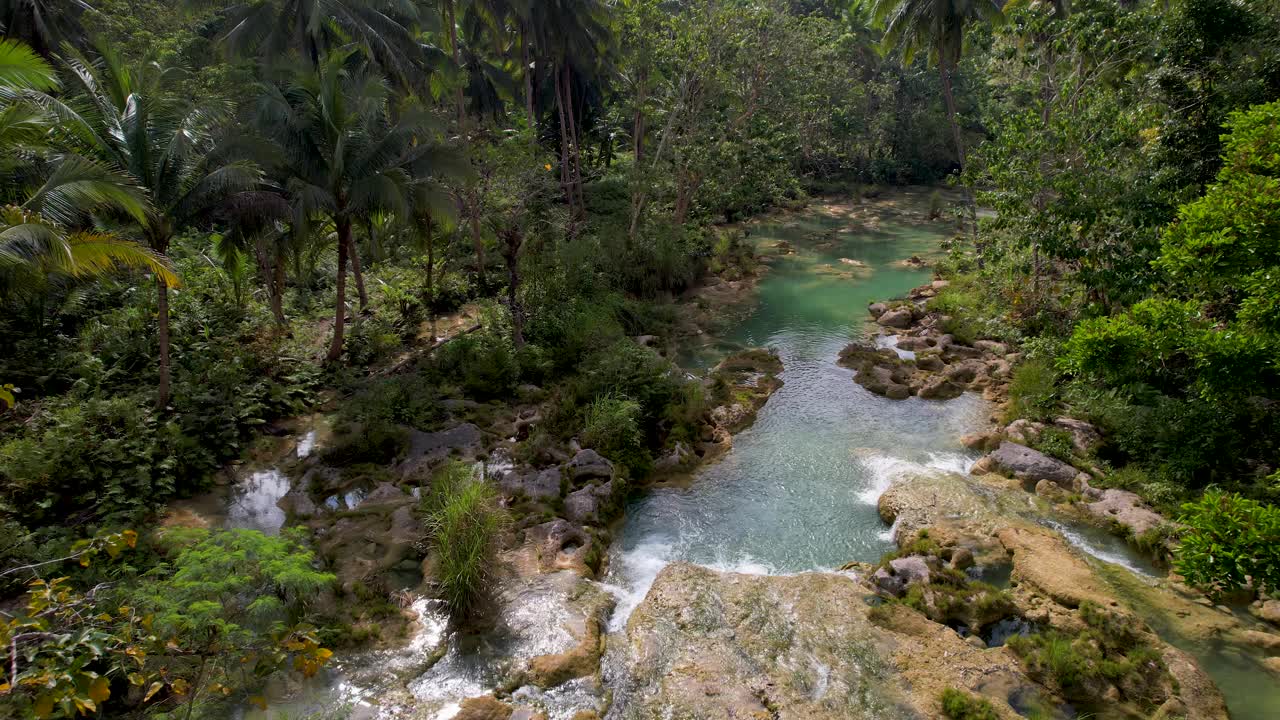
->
212;192;1277;719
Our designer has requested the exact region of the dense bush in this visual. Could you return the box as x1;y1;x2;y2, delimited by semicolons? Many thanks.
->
1174;491;1280;598
581;394;647;475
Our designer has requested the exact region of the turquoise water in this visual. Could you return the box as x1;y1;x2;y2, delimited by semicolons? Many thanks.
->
604;199;989;625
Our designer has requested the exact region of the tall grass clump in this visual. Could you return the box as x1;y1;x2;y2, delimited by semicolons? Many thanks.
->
423;461;508;618
581;394;646;474
1003;359;1060;422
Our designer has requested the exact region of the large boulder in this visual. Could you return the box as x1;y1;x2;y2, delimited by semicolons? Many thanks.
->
1085;489;1167;538
399;423;483;477
877;306;914;328
615;563;1039;719
1054;417;1102;455
499;467;563;500
986;441;1080;490
566;449;613;482
563;481;615;525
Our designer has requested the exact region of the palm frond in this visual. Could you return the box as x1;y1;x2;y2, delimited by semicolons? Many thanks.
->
63;231;180;287
0;39;58;93
23;154;150;225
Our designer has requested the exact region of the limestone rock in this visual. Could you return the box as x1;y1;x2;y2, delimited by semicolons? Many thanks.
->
1053;417;1102;455
973;340;1009;356
499;467;563;499
868;302;888;318
1250;598;1280;626
877;306;914;328
522;520;592;575
987;441;1079;490
563;481;615;525
399;423;483;477
918;375;964;400
1085;489;1167;538
566;449;613;481
615;563;1036;719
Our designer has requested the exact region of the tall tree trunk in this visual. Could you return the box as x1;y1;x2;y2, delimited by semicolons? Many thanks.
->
563;64;585;215
327;217;351;362
553;64;574;215
423;213;437;341
522;25;536;139
940;61;980;253
469;187;484;284
445;0;465;128
270;255;287;326
348;234;368;311
501;230;525;348
156;275;172;408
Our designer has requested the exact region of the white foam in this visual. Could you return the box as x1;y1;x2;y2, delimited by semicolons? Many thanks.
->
602;540;776;632
296;430;317;457
856;452;976;506
874;335;916;360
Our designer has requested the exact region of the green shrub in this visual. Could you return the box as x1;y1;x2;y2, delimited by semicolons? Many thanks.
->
939;688;999;720
1175;491;1280;597
0;396;174;523
1030;427;1076;463
424;463;508;618
344;374;446;430
1004;359;1059;422
581;394;646;474
321;420;408;467
434;305;519;399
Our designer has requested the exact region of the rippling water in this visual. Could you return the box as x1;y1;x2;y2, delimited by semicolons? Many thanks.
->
604;199;986;625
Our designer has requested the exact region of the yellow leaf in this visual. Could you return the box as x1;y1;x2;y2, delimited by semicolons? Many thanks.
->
143;682;164;702
249;695;268;710
88;676;110;704
33;694;54;719
122;529;138;548
170;678;190;696
0;681;9;693
127;673;145;686
74;696;96;715
544;164;552;171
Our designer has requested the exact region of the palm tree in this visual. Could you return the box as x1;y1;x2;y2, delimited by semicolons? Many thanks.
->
2;38;173;293
43;41;264;407
0;0;93;57
189;0;426;86
874;0;1003;168
254;48;468;362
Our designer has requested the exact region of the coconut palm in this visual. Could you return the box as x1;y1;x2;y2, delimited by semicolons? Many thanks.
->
874;0;1003;168
1;39;173;298
189;0;426;87
254;48;468;362
0;0;93;57
36;41;265;407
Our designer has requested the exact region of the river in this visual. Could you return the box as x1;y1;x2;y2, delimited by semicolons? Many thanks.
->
219;191;1278;719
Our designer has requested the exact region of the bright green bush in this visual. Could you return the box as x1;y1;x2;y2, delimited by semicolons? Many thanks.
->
1003;359;1059;422
1175;491;1280;597
424;463;509;618
939;688;999;720
581;394;646;474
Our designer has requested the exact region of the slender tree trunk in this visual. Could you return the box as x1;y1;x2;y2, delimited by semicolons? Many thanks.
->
522;25;536;139
563;64;585;215
348;234;368;311
156;275;172;408
940;61;980;254
327;216;351;362
271;255;287;326
424;214;437;341
501;230;525;348
553;64;574;214
445;0;465;128
469;187;484;283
